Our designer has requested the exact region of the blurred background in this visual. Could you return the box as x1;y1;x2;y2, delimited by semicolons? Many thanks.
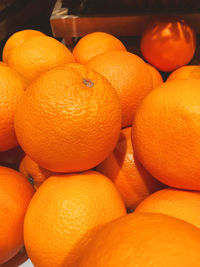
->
0;0;56;55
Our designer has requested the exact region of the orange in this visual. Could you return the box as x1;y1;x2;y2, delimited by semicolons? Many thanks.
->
79;212;200;267
132;79;200;190
14;63;121;172
0;64;25;151
167;65;200;81
146;63;163;88
19;155;56;189
96;127;164;210
7;35;75;82
140;18;196;72
2;29;45;63
24;170;126;267
0;166;35;264
135;188;200;229
72;32;127;64
86;51;153;128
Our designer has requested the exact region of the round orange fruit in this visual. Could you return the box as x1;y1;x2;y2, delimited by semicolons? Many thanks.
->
0;64;25;151
72;32;127;64
167;65;200;81
132;79;200;190
146;63;163;88
135;188;200;229
24;170;126;267
96;127;164;210
3;29;45;63
140;18;196;72
19;155;55;189
14;63;122;172
86;50;153;128
0;166;35;264
79;212;200;267
7;35;75;82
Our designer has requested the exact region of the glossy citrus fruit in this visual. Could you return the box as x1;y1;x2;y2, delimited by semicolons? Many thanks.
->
24;170;126;267
97;127;164;210
14;63;121;172
87;50;153;128
73;32;127;64
79;212;200;267
7;35;75;82
0;64;25;151
140;18;196;72
3;29;45;63
0;166;35;264
132;79;200;190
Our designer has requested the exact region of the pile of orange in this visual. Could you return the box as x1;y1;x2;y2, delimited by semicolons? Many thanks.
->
1;16;200;267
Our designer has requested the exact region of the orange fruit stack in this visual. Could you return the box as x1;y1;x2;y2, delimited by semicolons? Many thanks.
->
1;18;200;266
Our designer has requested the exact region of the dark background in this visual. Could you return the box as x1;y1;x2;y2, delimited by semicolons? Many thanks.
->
0;0;56;57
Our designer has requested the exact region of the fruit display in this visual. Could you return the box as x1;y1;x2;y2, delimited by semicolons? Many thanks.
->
1;16;200;267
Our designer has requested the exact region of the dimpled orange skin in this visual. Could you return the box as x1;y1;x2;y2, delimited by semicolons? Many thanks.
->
19;155;56;189
72;32;127;64
2;29;45;63
7;35;75;82
14;63;122;173
146;63;163;88
96;127;164;210
0;166;35;264
86;50;153;128
24;170;126;267
140;19;196;72
167;65;200;81
132;79;200;190
79;212;200;267
135;188;200;229
0;64;25;151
